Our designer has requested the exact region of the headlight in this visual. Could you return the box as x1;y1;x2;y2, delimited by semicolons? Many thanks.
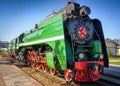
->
80;6;91;17
79;53;84;59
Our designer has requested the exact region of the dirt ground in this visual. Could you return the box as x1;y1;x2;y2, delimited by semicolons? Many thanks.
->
17;65;76;86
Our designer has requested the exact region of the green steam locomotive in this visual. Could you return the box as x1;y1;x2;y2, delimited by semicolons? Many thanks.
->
8;2;108;82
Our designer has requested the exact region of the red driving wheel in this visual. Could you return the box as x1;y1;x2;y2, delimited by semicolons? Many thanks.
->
49;69;55;75
31;60;35;67
35;54;41;69
42;63;47;72
64;69;72;82
31;51;36;67
36;62;41;69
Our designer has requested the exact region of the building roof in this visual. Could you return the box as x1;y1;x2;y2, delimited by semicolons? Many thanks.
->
0;41;9;48
106;38;119;45
114;39;120;45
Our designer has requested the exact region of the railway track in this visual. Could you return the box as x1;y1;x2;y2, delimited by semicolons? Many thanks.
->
18;62;120;86
15;61;119;86
1;56;119;86
99;74;120;86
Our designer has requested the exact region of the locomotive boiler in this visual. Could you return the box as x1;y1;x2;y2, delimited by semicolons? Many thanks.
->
8;2;109;82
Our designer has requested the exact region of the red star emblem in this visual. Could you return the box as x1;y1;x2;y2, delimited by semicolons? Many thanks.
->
78;26;87;38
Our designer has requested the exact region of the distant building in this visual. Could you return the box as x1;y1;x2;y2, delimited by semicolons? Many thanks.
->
114;39;120;56
106;38;120;56
114;39;120;45
0;41;9;51
117;46;120;56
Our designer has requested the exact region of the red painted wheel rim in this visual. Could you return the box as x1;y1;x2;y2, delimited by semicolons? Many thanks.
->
36;62;41;69
31;51;36;67
31;60;35;67
31;51;35;57
64;69;72;82
50;69;55;75
42;63;47;72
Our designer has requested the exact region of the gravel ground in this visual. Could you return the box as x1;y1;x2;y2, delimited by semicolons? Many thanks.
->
18;65;76;86
17;64;105;86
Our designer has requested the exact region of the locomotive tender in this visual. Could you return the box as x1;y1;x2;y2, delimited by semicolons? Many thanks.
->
8;2;109;82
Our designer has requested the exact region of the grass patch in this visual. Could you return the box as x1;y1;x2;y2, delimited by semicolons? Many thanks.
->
0;51;6;55
109;56;120;65
109;62;120;65
109;56;120;60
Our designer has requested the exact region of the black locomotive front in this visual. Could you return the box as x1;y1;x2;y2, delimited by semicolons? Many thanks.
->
61;2;108;82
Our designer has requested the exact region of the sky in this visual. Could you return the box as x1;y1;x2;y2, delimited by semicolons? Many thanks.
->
0;0;120;42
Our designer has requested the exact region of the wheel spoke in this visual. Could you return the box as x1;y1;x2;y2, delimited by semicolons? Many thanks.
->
42;63;47;72
31;60;35;67
31;51;36;67
36;62;41;69
49;69;55;75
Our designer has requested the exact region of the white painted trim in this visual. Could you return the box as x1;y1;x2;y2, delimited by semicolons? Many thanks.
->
19;35;64;47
